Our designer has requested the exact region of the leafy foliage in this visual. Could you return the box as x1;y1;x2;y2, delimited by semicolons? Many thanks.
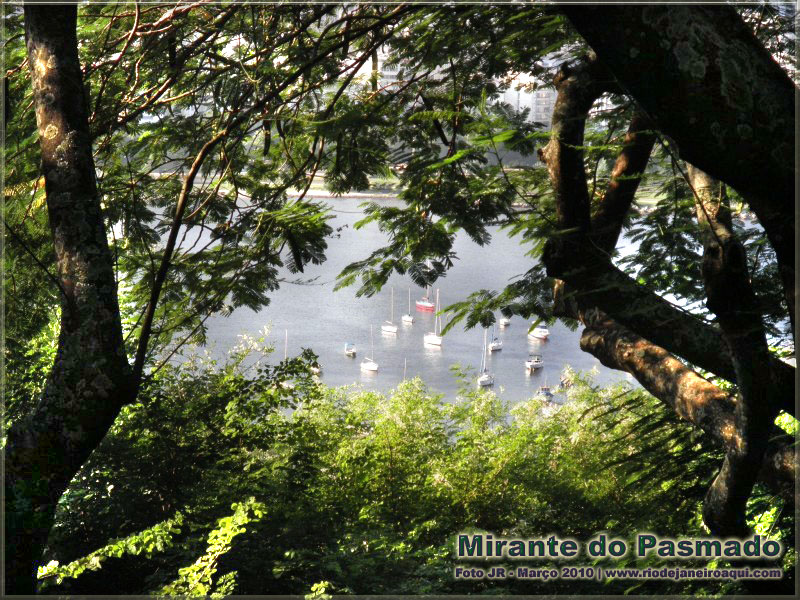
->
37;349;793;595
5;2;795;596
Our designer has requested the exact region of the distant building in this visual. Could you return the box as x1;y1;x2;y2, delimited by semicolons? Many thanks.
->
375;47;558;130
501;85;557;129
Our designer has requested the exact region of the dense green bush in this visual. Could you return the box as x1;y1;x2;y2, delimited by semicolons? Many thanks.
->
38;347;792;595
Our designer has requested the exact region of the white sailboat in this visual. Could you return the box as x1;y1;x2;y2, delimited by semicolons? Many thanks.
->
401;288;414;324
529;323;550;340
361;325;379;372
423;289;443;346
381;287;398;334
498;316;511;328
488;324;502;352
477;328;494;387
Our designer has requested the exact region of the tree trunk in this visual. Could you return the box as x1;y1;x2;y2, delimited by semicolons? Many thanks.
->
561;4;796;335
537;50;795;532
687;165;779;536
4;5;133;594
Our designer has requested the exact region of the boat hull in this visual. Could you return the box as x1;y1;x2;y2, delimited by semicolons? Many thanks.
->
530;326;550;339
360;359;378;372
477;374;494;387
424;333;442;346
401;314;414;324
416;301;435;312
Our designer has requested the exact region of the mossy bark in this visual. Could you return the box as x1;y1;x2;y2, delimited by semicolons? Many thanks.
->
5;5;133;594
562;4;796;336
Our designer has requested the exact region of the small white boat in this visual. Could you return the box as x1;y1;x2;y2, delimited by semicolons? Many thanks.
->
423;288;443;346
416;285;436;312
498;317;511;328
360;358;379;372
361;326;379;372
525;354;544;371
488;325;502;352
344;342;357;357
477;328;494;387
381;287;398;334
529;324;550;340
401;288;414;324
477;371;494;387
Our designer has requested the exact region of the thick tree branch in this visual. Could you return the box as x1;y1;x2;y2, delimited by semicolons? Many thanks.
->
580;310;794;501
562;4;795;336
537;53;613;231
688;164;780;536
590;111;655;252
547;244;795;415
539;55;794;416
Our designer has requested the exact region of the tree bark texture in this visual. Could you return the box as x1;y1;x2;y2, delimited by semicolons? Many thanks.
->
687;165;779;536
537;51;795;531
540;58;794;415
562;4;796;336
580;311;794;498
5;5;133;594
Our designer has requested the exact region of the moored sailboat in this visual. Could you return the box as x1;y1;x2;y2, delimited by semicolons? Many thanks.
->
488;325;502;352
361;325;379;372
477;328;494;387
381;287;398;334
402;288;415;323
416;285;436;312
423;289;443;346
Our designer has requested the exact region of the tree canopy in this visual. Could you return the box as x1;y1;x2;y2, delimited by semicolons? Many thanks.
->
3;2;796;594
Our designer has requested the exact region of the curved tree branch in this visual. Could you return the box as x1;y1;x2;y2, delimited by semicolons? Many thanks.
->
561;4;796;336
539;55;794;415
688;164;780;536
580;309;794;501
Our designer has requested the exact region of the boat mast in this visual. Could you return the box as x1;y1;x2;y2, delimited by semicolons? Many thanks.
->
481;328;487;372
284;329;288;360
436;289;441;334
